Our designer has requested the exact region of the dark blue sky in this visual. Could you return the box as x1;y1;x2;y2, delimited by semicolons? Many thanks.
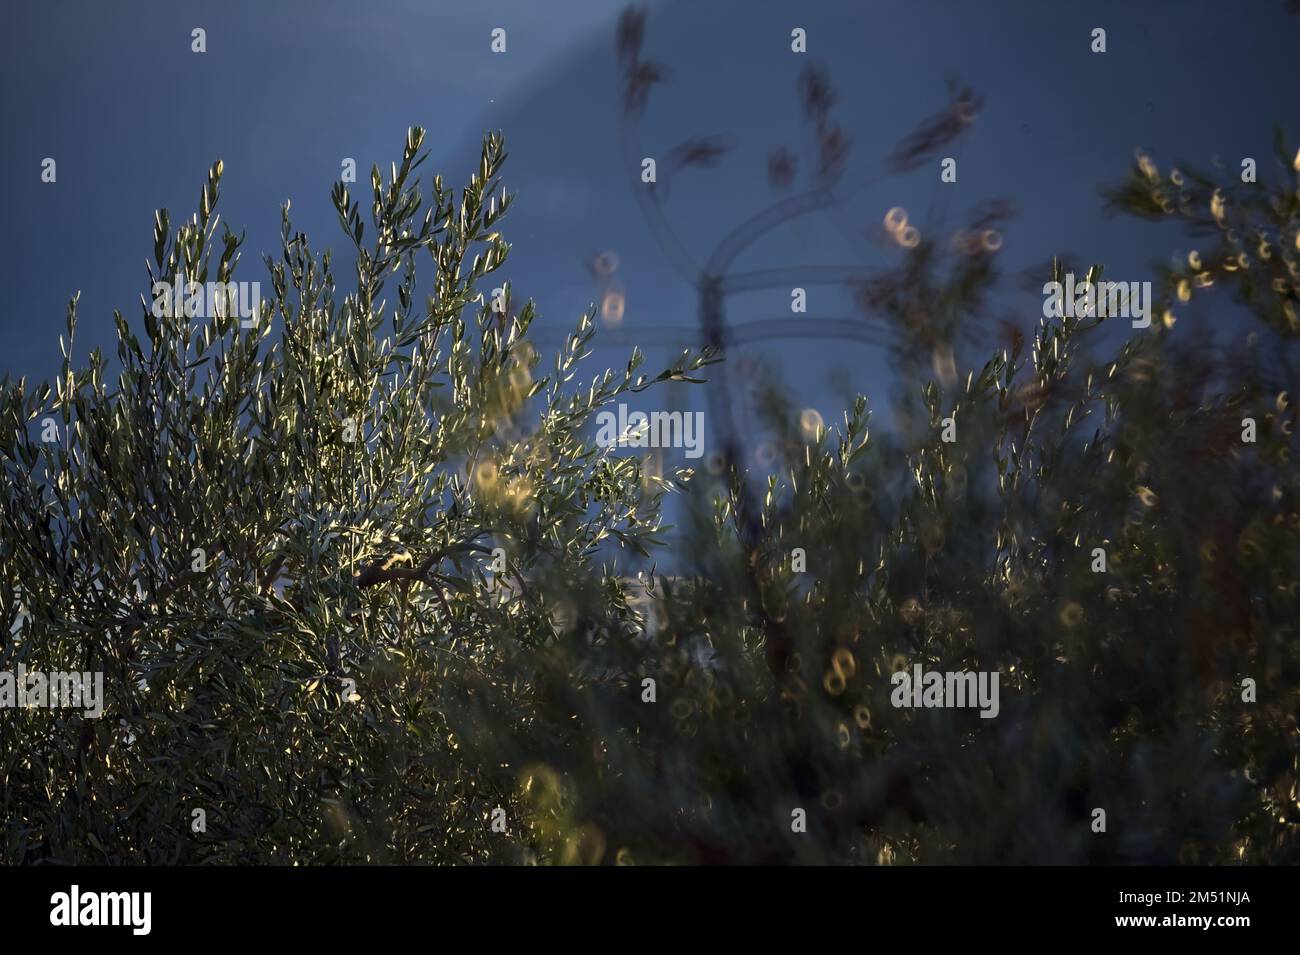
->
3;0;1297;445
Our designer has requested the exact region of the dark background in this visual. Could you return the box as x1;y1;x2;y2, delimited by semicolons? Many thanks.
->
3;0;1298;430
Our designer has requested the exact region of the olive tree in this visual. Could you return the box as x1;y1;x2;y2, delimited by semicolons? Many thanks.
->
0;128;714;864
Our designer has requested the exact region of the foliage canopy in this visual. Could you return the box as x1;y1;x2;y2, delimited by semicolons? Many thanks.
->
1;128;1297;864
